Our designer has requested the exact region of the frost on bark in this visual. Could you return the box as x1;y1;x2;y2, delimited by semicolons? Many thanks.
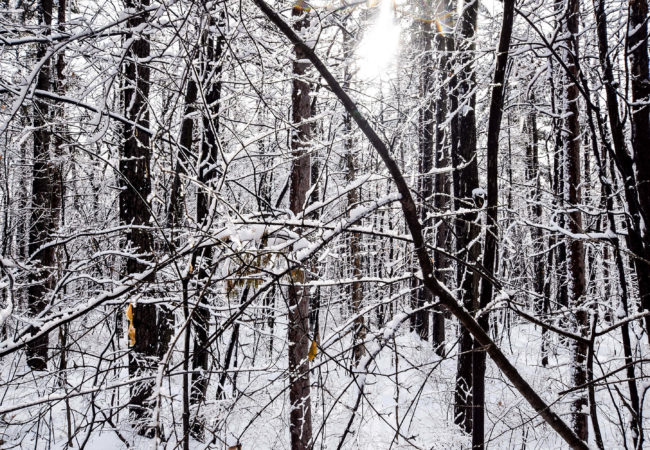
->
452;0;480;435
410;6;434;342
287;3;313;449
190;12;225;440
121;0;158;434
342;24;366;365
26;0;61;371
561;0;588;441
473;1;514;447
432;0;455;357
628;0;650;333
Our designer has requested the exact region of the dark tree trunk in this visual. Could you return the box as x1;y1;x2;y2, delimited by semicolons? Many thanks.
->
562;0;588;441
191;13;225;441
26;0;61;371
548;52;569;311
348;146;365;364
431;0;454;357
168;77;197;239
592;0;643;444
339;22;364;365
452;0;480;435
172;71;198;449
121;0;157;434
411;12;434;341
525;96;551;367
593;0;650;343
287;4;313;449
472;1;514;447
524;100;544;306
628;0;650;336
629;0;650;223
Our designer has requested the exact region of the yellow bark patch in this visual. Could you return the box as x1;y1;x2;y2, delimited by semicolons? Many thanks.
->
308;340;317;362
289;268;305;284
126;304;136;346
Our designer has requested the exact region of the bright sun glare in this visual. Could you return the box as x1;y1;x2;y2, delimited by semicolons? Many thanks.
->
357;0;401;79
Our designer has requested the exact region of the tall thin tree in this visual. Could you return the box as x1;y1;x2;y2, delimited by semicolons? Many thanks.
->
191;11;225;440
121;0;158;434
561;0;588;441
473;1;514;447
628;0;650;332
452;0;481;435
287;1;314;448
26;0;61;371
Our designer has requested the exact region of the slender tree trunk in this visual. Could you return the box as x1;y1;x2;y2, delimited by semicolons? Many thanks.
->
172;66;198;450
524;100;544;307
453;0;480;435
628;0;650;336
431;0;454;357
548;52;569;311
191;13;225;440
472;2;514;448
628;0;650;223
593;0;650;344
524;99;551;367
26;0;60;371
216;287;248;400
562;0;588;441
348;149;365;364
54;1;69;441
121;0;157;434
287;3;314;449
181;278;190;450
168;76;197;240
344;32;366;363
411;11;434;341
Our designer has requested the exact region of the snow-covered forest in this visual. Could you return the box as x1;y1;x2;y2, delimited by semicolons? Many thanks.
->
0;0;649;447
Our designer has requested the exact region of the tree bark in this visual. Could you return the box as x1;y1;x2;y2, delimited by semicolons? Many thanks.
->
168;76;197;240
452;0;480;435
191;13;225;440
473;1;514;447
432;0;454;357
562;0;588;441
287;3;313;449
121;0;157;434
26;0;61;371
411;10;434;341
628;0;650;336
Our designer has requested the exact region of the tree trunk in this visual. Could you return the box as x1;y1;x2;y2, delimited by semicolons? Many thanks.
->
562;0;588;441
343;30;366;362
473;1;514;447
287;3;313;448
452;0;480;435
168;76;197;240
432;0;454;357
121;0;157;434
411;11;434;341
524;101;544;306
26;0;61;371
191;13;225;440
172;69;198;449
628;0;650;336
